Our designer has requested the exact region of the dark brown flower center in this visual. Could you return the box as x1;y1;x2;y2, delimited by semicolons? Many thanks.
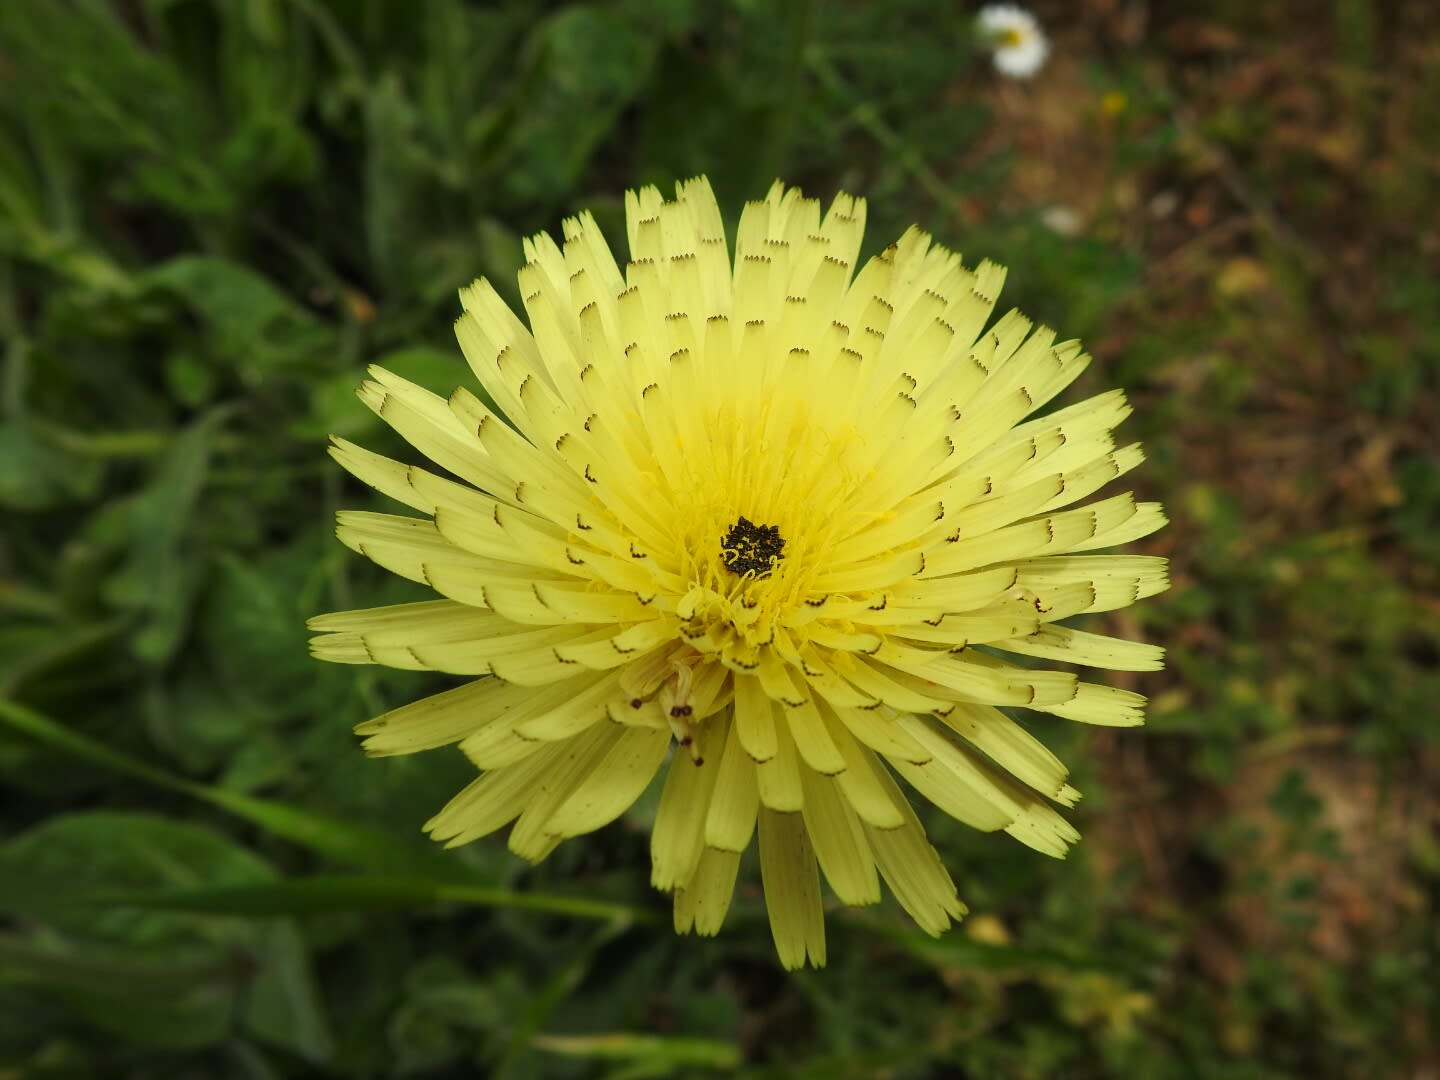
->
720;516;785;578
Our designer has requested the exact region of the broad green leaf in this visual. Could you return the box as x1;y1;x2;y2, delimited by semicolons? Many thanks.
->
152;552;311;772
0;812;333;1059
0;811;280;937
142;256;327;375
0;934;237;1051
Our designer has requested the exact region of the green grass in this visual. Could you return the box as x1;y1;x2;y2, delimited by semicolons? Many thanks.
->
2;1;1437;1076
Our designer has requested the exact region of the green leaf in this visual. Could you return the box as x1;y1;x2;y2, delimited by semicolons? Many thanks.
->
87;874;654;924
0;618;126;701
203;553;311;704
363;75;424;289
103;410;226;664
495;917;637;1077
0;811;278;936
0;698;463;879
0;811;333;1059
0;0;230;217
0;422;104;510
164;350;219;407
0;935;238;1051
244;920;335;1064
497;4;669;206
142;255;327;376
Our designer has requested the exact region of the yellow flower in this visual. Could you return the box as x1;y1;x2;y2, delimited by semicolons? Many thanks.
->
309;178;1167;969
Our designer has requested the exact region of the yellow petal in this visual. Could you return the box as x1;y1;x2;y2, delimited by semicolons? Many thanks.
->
829;704;934;765
357;676;539;757
308;598;491;636
454;280;560;440
941;471;1066;538
328;438;433;514
733;675;778;762
793;647;878;709
782;695;847;776
458;716;549;771
1013;554;1170;612
891;767;1006;839
922;492;1147;577
1033;443;1147;515
360;367;513;498
703;714;760;852
545;723;672;838
936;702;1075;802
755;706;804;812
862;782;967;936
424;741;566;847
384;624;607;676
821;706;907;829
799;765;880;905
1073;500;1168;551
758;807;827;970
332;511;506;586
507;724;619;861
673;846;741;937
650;716;727;889
993;624;1165;671
895;714;1079;856
832;657;953;713
512;672;627;740
554;619;682;670
870;646;1077;707
1037;682;1148;726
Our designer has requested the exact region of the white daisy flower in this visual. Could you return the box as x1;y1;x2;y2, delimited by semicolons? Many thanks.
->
977;4;1050;79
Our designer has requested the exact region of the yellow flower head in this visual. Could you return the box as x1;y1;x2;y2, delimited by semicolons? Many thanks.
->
309;178;1168;969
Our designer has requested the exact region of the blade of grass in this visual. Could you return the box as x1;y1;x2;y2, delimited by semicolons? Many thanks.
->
529;1032;739;1070
83;875;653;924
0;698;459;878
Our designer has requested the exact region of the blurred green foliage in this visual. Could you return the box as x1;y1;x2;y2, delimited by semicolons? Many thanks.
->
2;0;1437;1077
